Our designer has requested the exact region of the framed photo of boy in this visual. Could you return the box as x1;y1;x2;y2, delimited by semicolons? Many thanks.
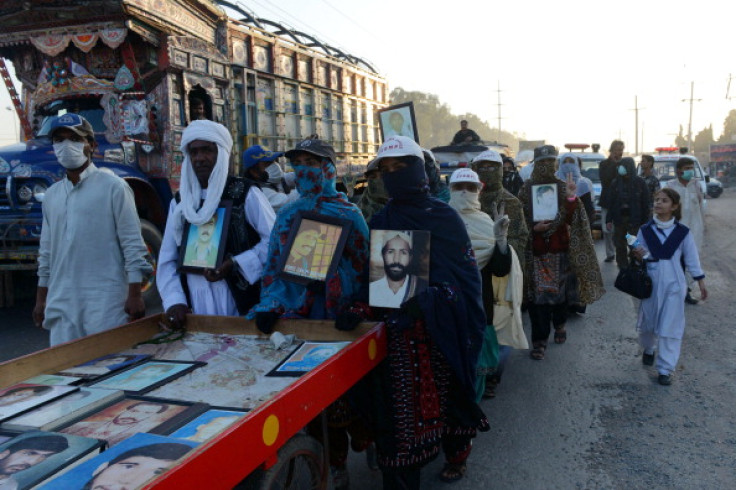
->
531;184;559;222
178;201;232;274
378;102;419;143
278;211;352;285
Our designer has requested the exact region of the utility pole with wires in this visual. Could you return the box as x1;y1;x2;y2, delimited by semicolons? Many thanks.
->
630;96;645;155
726;73;734;100
682;81;701;154
494;81;503;142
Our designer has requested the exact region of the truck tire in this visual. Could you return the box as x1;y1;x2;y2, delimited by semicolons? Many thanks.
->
236;434;325;490
140;219;162;309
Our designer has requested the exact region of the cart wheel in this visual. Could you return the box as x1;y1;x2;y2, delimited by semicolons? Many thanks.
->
237;434;325;490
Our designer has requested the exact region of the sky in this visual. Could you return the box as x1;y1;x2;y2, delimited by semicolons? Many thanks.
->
2;0;735;154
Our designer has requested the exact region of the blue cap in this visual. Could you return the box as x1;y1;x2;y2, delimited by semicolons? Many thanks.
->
49;113;95;141
242;145;284;169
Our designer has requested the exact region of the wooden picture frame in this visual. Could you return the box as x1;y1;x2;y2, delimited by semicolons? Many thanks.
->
88;360;205;396
178;201;232;274
377;101;419;144
278;211;352;285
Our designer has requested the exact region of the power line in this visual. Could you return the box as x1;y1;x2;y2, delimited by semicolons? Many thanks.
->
317;0;382;42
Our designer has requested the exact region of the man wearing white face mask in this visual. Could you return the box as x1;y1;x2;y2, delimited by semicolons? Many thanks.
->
33;114;152;345
242;145;299;213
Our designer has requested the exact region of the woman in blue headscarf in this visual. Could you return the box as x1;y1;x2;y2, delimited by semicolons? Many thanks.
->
557;152;594;225
363;136;489;488
247;138;369;325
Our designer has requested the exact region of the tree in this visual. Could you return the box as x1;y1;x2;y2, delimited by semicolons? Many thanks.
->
717;109;736;143
674;125;688;149
693;125;714;155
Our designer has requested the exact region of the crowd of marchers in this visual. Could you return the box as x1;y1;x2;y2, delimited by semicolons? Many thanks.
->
32;115;707;489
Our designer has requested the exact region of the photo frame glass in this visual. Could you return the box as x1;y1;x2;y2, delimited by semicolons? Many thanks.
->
55;353;151;381
531;184;559;222
0;384;78;423
89;360;203;395
279;211;352;284
369;230;430;309
377;101;419;144
179;201;232;273
166;408;247;442
267;341;351;377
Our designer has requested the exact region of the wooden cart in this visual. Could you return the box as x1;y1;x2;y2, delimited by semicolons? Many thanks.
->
0;315;387;489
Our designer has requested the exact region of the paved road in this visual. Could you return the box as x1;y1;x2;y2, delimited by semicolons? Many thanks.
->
2;190;735;489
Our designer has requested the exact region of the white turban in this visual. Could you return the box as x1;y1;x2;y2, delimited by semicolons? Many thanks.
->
172;120;232;245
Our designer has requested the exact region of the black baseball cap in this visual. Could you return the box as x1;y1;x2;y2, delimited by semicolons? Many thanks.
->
285;138;336;164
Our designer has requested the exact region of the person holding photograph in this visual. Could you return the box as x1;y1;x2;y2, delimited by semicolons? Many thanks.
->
0;435;69;490
247;137;370;489
357;136;489;487
157;120;276;325
518;145;604;361
81;442;192;490
631;188;707;385
33;114;152;346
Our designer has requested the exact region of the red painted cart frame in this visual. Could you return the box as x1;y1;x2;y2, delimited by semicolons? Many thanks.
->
0;315;387;489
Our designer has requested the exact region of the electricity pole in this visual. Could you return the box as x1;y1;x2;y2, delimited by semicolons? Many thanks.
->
630;96;645;155
494;81;503;142
682;81;701;153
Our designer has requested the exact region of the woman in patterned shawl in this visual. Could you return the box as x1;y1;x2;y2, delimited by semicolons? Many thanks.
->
518;145;604;360
364;136;489;488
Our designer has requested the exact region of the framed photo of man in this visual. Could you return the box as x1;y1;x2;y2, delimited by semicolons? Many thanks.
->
531;184;559;222
89;361;204;396
377;102;419;143
278;211;352;285
369;230;430;309
178;201;232;274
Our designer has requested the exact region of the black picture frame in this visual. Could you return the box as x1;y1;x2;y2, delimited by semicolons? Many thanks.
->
266;341;351;377
278;211;352;285
177;200;232;274
377;101;419;144
55;353;152;382
88;360;205;396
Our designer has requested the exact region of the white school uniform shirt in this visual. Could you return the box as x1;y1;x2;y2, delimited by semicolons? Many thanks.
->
37;164;152;346
157;186;275;315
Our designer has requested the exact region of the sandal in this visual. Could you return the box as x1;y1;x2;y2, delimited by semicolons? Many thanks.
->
554;327;567;344
439;462;467;483
530;343;546;360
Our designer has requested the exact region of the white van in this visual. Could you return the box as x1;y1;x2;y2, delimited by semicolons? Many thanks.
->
650;149;708;209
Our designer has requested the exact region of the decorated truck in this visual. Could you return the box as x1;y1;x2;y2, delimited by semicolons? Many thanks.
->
0;0;388;301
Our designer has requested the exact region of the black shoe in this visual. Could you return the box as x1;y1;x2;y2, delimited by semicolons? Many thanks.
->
604;255;615;263
658;374;672;386
642;351;655;366
685;293;698;305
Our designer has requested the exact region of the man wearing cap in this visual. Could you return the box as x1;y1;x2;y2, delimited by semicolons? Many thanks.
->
518;145;604;360
33;114;152;346
157;121;275;324
242;144;299;213
369;231;429;309
471;149;529;271
247;137;370;487
360;135;489;486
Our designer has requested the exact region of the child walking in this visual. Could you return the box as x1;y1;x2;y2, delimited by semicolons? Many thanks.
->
632;188;708;385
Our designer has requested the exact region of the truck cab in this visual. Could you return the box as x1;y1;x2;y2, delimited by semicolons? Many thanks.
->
430;141;514;182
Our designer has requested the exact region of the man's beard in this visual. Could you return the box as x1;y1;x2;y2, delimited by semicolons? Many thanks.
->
384;263;408;281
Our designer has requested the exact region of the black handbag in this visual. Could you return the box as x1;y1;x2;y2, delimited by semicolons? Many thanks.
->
614;258;652;299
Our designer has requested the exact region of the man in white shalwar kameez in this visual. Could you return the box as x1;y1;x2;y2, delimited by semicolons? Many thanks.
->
156;121;274;326
33;114;152;346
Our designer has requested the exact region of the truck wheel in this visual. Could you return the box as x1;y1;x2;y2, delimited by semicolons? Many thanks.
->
140;219;162;308
237;434;325;490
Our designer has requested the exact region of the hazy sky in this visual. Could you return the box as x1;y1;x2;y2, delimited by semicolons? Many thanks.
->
2;0;734;154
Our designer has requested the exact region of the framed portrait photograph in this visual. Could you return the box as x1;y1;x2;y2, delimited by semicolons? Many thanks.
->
0;431;104;490
369;230;430;309
39;432;198;490
531;184;559;222
55;353;151;381
165;408;247;443
21;374;82;386
267;341;351;377
89;360;205;395
59;396;208;447
0;384;78;423
377;101;419;144
278;211;352;285
178;201;232;274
